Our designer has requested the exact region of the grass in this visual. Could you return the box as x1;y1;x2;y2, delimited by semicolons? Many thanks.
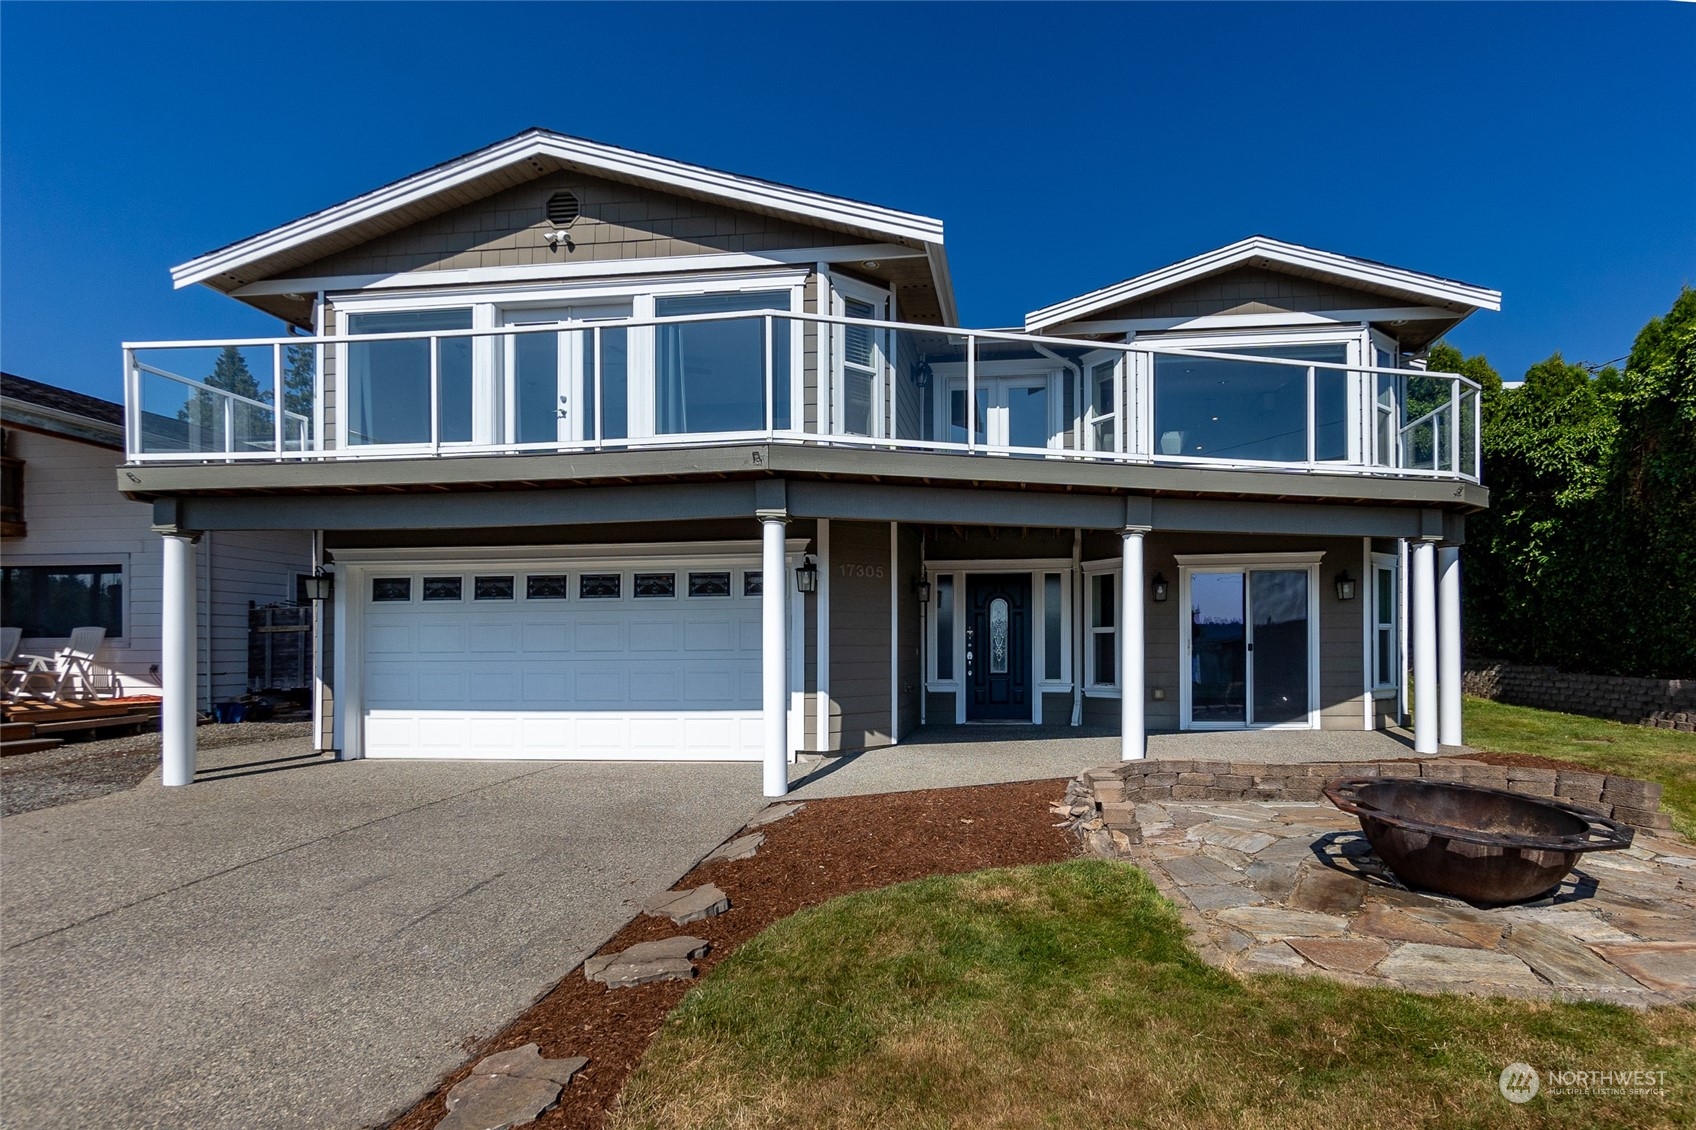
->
612;862;1695;1130
1464;696;1696;837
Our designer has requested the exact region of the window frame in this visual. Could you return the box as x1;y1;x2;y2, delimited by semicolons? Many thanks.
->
830;274;893;438
1080;561;1120;696
1371;550;1400;693
2;554;129;645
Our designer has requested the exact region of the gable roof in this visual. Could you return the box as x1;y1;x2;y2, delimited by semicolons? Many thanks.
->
1;372;125;449
172;128;955;320
1024;236;1501;333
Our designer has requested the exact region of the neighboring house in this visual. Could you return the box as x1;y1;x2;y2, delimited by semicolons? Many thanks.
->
121;130;1495;793
1;372;311;708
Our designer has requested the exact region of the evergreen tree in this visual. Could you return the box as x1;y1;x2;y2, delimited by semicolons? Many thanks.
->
180;345;262;447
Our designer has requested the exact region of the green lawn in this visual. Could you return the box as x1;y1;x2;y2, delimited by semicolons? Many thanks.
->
613;863;1695;1130
1465;696;1696;837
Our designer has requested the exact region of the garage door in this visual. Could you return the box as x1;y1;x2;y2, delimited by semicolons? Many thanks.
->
358;562;767;760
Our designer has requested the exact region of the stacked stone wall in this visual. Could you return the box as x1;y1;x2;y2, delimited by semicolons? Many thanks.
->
1464;663;1696;732
1062;758;1671;858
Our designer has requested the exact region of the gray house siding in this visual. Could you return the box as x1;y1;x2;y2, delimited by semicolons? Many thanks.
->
827;520;893;750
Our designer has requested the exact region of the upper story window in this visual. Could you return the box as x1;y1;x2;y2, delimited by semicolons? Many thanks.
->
346;308;474;446
653;291;792;434
1153;340;1350;463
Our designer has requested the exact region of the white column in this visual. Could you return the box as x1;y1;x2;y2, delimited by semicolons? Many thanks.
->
759;511;790;797
161;532;199;787
1411;539;1438;755
1120;527;1147;761
1439;546;1463;748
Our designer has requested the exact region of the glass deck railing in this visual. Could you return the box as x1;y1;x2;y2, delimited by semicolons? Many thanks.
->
124;311;1483;482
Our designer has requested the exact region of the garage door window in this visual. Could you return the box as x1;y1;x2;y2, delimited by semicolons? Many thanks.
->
423;577;463;601
743;571;763;596
634;572;676;598
580;573;620;599
373;578;411;602
526;574;568;600
688;572;731;597
474;576;514;600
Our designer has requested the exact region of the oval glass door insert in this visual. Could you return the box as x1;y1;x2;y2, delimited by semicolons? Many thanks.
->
990;597;1009;674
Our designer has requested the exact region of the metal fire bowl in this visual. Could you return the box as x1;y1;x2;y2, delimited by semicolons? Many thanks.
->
1323;777;1635;905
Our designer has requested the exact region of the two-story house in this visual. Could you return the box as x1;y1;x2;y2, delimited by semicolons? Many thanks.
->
121;129;1496;794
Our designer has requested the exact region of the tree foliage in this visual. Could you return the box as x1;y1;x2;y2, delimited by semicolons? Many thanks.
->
1459;289;1696;677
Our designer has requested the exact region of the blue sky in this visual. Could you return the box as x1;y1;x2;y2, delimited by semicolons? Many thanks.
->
3;2;1691;401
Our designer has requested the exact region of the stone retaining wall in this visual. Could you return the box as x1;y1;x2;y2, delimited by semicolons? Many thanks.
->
1063;758;1671;858
1465;663;1696;732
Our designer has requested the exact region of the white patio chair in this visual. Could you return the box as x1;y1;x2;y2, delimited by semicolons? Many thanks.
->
12;626;110;702
1;627;25;701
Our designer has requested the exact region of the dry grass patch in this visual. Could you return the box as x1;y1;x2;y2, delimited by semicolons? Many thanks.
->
611;862;1696;1130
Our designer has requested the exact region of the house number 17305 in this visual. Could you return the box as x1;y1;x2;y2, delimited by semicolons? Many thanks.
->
837;563;886;579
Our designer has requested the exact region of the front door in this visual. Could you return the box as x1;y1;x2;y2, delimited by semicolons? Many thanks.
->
966;574;1032;720
1186;568;1313;728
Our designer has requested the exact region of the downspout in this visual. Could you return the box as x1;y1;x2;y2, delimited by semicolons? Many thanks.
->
1071;528;1084;726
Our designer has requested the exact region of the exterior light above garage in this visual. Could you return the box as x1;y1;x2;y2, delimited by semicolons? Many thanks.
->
302;567;333;602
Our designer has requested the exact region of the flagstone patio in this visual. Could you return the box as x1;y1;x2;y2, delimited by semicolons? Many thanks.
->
1095;797;1696;1005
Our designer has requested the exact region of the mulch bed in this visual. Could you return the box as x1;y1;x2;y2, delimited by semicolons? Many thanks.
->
384;778;1076;1130
1453;750;1613;772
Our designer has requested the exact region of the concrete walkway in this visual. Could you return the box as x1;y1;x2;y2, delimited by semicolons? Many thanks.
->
0;739;763;1130
789;724;1418;799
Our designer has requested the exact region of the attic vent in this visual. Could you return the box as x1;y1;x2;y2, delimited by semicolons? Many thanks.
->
546;190;581;227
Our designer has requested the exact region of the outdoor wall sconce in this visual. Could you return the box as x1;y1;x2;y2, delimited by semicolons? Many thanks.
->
794;555;818;594
914;575;932;603
1150;572;1169;602
302;567;333;602
911;355;933;389
1334;570;1358;602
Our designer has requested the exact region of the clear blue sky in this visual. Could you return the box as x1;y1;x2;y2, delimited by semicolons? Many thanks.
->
3;2;1691;401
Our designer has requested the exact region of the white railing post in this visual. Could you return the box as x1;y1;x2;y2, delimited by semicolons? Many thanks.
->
428;334;441;453
592;325;604;450
965;335;977;451
764;315;775;437
1473;389;1483;481
1305;365;1317;465
1448;380;1461;475
222;393;235;455
272;343;286;454
123;348;140;456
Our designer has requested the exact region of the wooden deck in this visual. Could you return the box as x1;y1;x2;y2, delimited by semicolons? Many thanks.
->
1;696;163;756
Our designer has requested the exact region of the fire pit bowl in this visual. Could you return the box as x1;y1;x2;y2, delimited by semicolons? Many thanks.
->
1323;777;1635;905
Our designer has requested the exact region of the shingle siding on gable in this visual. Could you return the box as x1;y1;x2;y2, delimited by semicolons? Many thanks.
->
1091;266;1404;323
289;172;858;280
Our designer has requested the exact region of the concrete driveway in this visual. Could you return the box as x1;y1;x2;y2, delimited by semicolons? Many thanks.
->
0;739;763;1129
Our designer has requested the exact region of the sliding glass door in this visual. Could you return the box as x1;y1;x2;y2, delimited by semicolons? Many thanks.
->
1186;566;1314;728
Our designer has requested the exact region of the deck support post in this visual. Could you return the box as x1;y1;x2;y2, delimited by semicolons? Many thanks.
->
1411;539;1439;755
161;531;199;786
1438;546;1463;748
758;510;790;797
1120;526;1148;761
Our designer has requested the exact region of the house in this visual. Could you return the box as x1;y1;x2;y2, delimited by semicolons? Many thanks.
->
120;129;1495;794
1;372;312;707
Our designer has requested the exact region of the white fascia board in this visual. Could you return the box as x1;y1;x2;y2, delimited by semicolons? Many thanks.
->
231;244;923;298
1062;305;1463;336
1025;236;1501;332
172;131;945;290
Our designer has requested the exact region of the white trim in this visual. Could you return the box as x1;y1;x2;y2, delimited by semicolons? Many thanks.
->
922;560;1073;724
890;522;899;743
174;130;944;288
1025;236;1501;332
329;540;805;566
327;268;811;312
232;245;922;298
1362;536;1374;731
1048;306;1462;336
1175;553;1324;731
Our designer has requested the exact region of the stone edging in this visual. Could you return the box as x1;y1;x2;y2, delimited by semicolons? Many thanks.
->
1061;758;1670;858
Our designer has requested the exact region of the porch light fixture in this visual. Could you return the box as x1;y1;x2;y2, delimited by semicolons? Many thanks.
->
1334;570;1358;602
302;567;333;602
1150;572;1169;602
794;555;818;594
911;355;933;389
914;575;932;603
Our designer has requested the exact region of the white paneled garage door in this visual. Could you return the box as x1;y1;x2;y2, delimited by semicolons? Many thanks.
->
354;558;769;760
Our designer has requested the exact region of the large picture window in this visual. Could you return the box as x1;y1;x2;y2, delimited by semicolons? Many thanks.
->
2;564;124;639
346;308;474;445
654;291;792;434
1153;341;1350;463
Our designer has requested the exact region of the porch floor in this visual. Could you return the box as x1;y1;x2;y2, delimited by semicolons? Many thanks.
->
790;725;1429;800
